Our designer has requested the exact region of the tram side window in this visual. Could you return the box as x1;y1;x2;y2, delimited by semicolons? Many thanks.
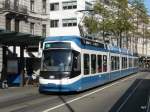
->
84;54;90;75
125;57;127;68
91;54;96;74
103;55;107;72
111;56;119;71
129;58;132;67
133;58;135;67
111;56;114;71
134;58;138;67
97;55;102;73
72;51;81;71
122;57;125;69
116;57;120;70
136;59;139;67
71;51;81;78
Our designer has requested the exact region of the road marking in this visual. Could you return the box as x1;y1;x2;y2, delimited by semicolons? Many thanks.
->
116;79;143;112
43;73;142;112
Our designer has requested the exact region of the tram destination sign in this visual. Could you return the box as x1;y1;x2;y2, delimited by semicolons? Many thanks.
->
44;42;71;49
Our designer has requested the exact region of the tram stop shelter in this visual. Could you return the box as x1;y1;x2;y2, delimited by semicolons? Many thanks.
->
0;28;43;87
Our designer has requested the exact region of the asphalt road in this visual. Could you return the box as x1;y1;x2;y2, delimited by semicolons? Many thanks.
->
0;72;150;112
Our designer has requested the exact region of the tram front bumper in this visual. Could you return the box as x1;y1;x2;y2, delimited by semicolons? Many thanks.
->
39;83;81;92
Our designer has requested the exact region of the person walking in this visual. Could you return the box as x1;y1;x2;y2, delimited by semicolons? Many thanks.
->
1;66;8;89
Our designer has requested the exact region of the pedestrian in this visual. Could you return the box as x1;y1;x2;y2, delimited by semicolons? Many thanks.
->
1;66;8;89
32;69;40;86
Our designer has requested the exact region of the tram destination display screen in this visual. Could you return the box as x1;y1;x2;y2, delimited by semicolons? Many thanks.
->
44;42;71;49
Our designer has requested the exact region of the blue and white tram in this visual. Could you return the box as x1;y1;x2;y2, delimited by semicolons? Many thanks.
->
39;36;138;92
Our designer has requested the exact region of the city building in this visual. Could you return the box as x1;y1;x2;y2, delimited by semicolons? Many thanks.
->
49;0;93;36
0;0;49;86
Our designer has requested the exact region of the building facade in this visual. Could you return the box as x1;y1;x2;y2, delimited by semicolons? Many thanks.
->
49;0;92;36
0;0;49;36
0;0;49;84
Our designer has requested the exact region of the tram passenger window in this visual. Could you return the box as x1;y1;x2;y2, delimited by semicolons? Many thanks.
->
122;57;125;69
70;51;81;78
72;51;81;71
97;55;102;72
125;57;127;68
117;57;120;70
103;55;107;72
122;57;123;69
129;58;132;67
136;59;139;67
111;56;114;71
91;54;96;74
115;57;117;70
133;58;135;67
84;54;90;75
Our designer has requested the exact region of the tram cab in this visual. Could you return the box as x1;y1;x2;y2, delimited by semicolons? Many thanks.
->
39;36;82;92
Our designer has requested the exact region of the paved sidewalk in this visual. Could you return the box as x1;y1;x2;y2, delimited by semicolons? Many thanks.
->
0;86;39;102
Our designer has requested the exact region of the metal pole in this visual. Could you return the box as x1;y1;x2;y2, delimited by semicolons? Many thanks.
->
20;46;25;87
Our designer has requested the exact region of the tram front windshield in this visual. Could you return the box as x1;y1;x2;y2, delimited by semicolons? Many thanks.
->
42;49;72;72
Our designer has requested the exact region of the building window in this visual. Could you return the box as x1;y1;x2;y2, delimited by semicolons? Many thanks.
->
84;54;90;75
50;3;59;11
14;0;19;11
62;1;77;10
42;0;46;13
30;0;34;12
15;19;19;32
62;18;77;27
85;1;92;10
6;17;11;31
50;20;59;28
30;23;34;35
42;24;46;37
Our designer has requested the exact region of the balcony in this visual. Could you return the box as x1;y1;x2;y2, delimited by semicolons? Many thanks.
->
1;0;28;14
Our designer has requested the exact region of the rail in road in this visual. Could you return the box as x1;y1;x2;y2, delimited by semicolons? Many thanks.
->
0;72;150;112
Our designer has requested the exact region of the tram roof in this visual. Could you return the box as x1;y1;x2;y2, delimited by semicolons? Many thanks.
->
120;48;129;55
45;36;81;42
45;36;134;55
45;35;108;51
109;45;120;53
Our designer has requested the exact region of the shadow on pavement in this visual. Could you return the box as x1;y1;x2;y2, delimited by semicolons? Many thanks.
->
109;78;150;112
41;92;76;112
58;95;75;112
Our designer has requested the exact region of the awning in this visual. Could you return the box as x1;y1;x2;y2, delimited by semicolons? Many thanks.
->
0;28;44;46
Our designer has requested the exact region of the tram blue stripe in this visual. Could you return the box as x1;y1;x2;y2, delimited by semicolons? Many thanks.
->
39;68;138;92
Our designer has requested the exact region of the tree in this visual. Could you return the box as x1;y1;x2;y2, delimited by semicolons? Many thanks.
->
83;0;112;41
83;0;149;50
83;0;134;47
